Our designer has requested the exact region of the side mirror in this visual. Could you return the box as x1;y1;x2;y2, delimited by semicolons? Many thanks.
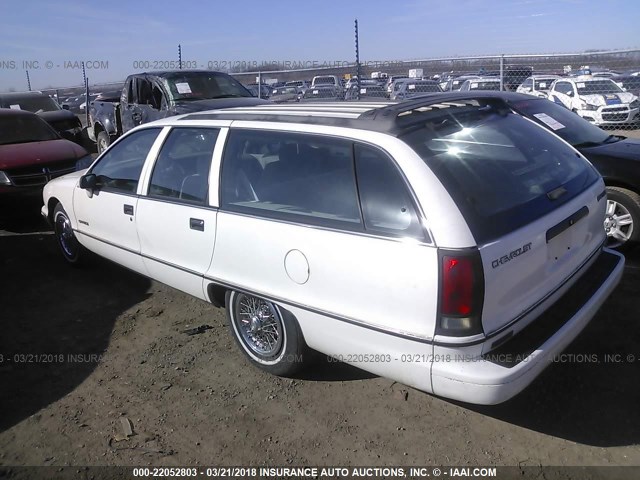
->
79;173;97;191
62;104;70;110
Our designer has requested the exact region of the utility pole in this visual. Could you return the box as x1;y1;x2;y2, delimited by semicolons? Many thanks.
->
26;70;31;91
355;19;361;100
178;44;183;70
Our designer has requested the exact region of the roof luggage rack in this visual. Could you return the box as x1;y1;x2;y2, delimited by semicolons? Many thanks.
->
179;92;517;136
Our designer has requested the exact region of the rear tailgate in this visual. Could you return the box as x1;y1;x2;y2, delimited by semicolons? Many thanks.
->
479;179;606;340
400;98;606;341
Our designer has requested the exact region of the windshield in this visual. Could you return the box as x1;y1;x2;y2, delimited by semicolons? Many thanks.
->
534;79;555;91
349;85;386;98
401;103;599;243
272;87;298;95
0;114;59;145
576;80;622;95
468;81;501;91
162;72;252;101
450;79;466;89
303;87;338;99
510;97;610;147
405;83;441;93
313;77;336;85
0;96;61;113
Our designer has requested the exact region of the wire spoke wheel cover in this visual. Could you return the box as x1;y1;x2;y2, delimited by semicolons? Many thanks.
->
233;293;284;360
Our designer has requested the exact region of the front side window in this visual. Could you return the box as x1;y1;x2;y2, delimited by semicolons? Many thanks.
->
148;128;219;204
220;130;361;228
90;128;161;193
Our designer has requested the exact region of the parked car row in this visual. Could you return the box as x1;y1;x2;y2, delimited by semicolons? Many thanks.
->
432;71;640;127
546;76;640;127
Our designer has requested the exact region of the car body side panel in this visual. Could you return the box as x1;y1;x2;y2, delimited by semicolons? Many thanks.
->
209;211;439;340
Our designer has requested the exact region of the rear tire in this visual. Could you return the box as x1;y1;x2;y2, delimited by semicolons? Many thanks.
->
53;203;86;266
226;290;307;376
605;186;640;250
96;131;111;154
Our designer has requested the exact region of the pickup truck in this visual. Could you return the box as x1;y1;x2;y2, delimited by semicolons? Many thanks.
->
87;70;266;153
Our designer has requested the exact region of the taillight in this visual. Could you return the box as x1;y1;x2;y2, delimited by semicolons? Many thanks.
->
437;251;484;337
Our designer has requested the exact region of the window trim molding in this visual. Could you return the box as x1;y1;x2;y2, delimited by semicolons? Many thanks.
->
143;126;221;206
86;126;164;196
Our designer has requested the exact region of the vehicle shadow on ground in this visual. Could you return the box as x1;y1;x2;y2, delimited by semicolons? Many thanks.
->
463;247;640;447
0;232;151;433
295;352;378;382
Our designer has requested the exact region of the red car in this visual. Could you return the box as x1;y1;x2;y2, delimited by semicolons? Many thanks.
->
0;109;91;205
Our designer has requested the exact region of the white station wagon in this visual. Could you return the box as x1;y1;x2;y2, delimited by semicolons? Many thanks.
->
42;95;625;405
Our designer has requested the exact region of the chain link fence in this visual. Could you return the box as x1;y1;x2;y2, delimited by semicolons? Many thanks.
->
231;49;640;131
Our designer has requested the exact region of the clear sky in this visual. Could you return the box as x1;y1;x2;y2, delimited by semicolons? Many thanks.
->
1;0;639;91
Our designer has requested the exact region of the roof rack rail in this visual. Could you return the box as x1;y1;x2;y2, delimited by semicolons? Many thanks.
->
178;92;519;136
358;91;509;131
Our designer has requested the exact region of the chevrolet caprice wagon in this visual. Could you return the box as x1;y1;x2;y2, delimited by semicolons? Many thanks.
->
42;95;625;405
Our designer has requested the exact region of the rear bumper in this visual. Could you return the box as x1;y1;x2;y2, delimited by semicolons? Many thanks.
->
430;248;625;405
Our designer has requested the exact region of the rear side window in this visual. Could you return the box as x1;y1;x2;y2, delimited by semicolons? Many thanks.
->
220;130;361;228
148;128;219;204
355;144;422;239
401;103;600;243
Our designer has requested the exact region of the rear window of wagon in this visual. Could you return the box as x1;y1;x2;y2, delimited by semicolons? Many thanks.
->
400;103;600;244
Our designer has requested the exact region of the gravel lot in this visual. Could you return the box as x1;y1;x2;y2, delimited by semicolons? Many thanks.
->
1;202;640;473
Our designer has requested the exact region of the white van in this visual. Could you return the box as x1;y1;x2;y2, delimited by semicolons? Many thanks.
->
42;94;624;405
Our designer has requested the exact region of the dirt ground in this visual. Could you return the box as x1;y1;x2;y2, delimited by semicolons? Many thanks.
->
1;206;640;475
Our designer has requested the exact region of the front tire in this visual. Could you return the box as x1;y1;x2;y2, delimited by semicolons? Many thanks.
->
53;203;85;266
226;290;307;376
605;186;640;250
96;131;111;154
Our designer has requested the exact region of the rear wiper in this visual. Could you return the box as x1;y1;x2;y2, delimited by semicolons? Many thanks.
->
573;135;623;149
573;140;606;148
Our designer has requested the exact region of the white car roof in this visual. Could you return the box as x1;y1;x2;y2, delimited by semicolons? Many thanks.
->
564;76;615;83
146;102;397;127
